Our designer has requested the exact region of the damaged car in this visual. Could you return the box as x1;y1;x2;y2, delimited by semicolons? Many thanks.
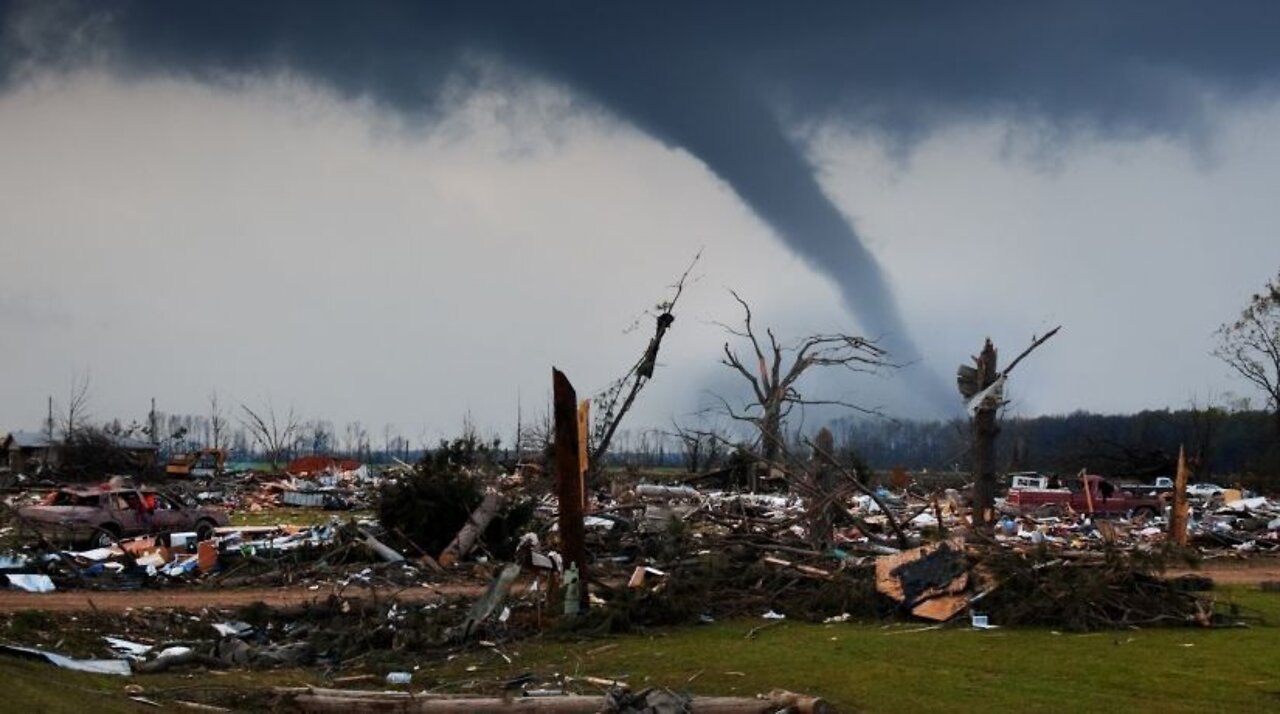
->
18;485;229;547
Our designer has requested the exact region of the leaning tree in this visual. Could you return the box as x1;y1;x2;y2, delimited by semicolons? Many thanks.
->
716;291;892;487
588;251;700;477
1214;269;1280;438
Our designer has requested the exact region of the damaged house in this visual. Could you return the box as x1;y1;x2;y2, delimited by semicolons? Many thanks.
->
3;430;159;475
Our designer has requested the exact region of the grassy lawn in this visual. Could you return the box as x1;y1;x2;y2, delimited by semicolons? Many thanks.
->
0;656;322;713
3;587;1279;712
424;587;1280;713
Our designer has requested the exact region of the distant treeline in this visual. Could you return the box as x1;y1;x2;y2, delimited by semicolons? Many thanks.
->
835;409;1280;484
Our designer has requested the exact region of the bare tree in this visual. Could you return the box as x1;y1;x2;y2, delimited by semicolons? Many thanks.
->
304;419;335;454
209;391;229;452
1215;269;1280;437
515;397;554;462
716;291;892;487
669;419;728;473
1186;392;1227;480
60;371;92;439
239;400;300;471
383;423;396;460
343;421;360;456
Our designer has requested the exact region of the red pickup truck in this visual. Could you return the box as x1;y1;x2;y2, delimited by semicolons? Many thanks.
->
1005;474;1165;517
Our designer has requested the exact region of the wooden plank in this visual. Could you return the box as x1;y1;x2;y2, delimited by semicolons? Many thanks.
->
1171;445;1190;546
577;399;590;509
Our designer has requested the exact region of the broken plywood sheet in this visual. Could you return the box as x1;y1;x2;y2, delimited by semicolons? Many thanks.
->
875;537;968;608
911;594;969;622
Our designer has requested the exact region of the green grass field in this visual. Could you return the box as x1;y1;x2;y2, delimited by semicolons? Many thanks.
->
425;586;1280;713
3;587;1279;712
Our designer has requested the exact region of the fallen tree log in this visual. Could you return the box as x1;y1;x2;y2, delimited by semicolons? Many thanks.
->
360;528;407;564
438;491;505;567
136;648;227;674
275;687;831;713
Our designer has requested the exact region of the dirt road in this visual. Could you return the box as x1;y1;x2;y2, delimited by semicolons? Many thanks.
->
1167;558;1280;586
0;582;488;612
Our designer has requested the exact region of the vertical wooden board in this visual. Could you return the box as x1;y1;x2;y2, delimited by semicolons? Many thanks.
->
577;399;590;508
1172;445;1190;546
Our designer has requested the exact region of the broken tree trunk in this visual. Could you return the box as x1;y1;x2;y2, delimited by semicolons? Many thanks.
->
970;340;1000;530
807;437;912;548
553;367;589;613
958;327;1060;533
806;427;838;550
438;491;506;567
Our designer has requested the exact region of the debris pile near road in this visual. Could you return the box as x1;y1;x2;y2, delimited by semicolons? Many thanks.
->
0;517;427;593
1191;494;1280;551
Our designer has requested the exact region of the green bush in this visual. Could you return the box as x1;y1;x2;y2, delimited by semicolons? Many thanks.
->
377;434;533;560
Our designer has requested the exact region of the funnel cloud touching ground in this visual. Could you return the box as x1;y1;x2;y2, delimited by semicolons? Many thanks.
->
2;2;1280;432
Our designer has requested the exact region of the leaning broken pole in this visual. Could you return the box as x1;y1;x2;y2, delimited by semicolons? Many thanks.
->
553;367;589;613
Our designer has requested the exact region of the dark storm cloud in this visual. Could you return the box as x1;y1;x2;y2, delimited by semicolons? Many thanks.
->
4;1;1280;412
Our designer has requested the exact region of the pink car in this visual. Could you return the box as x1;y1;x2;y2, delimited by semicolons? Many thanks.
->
19;486;229;548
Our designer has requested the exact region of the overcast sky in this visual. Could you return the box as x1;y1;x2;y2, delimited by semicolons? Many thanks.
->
2;2;1280;444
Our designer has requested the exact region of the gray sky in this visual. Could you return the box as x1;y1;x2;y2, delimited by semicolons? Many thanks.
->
2;3;1280;443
